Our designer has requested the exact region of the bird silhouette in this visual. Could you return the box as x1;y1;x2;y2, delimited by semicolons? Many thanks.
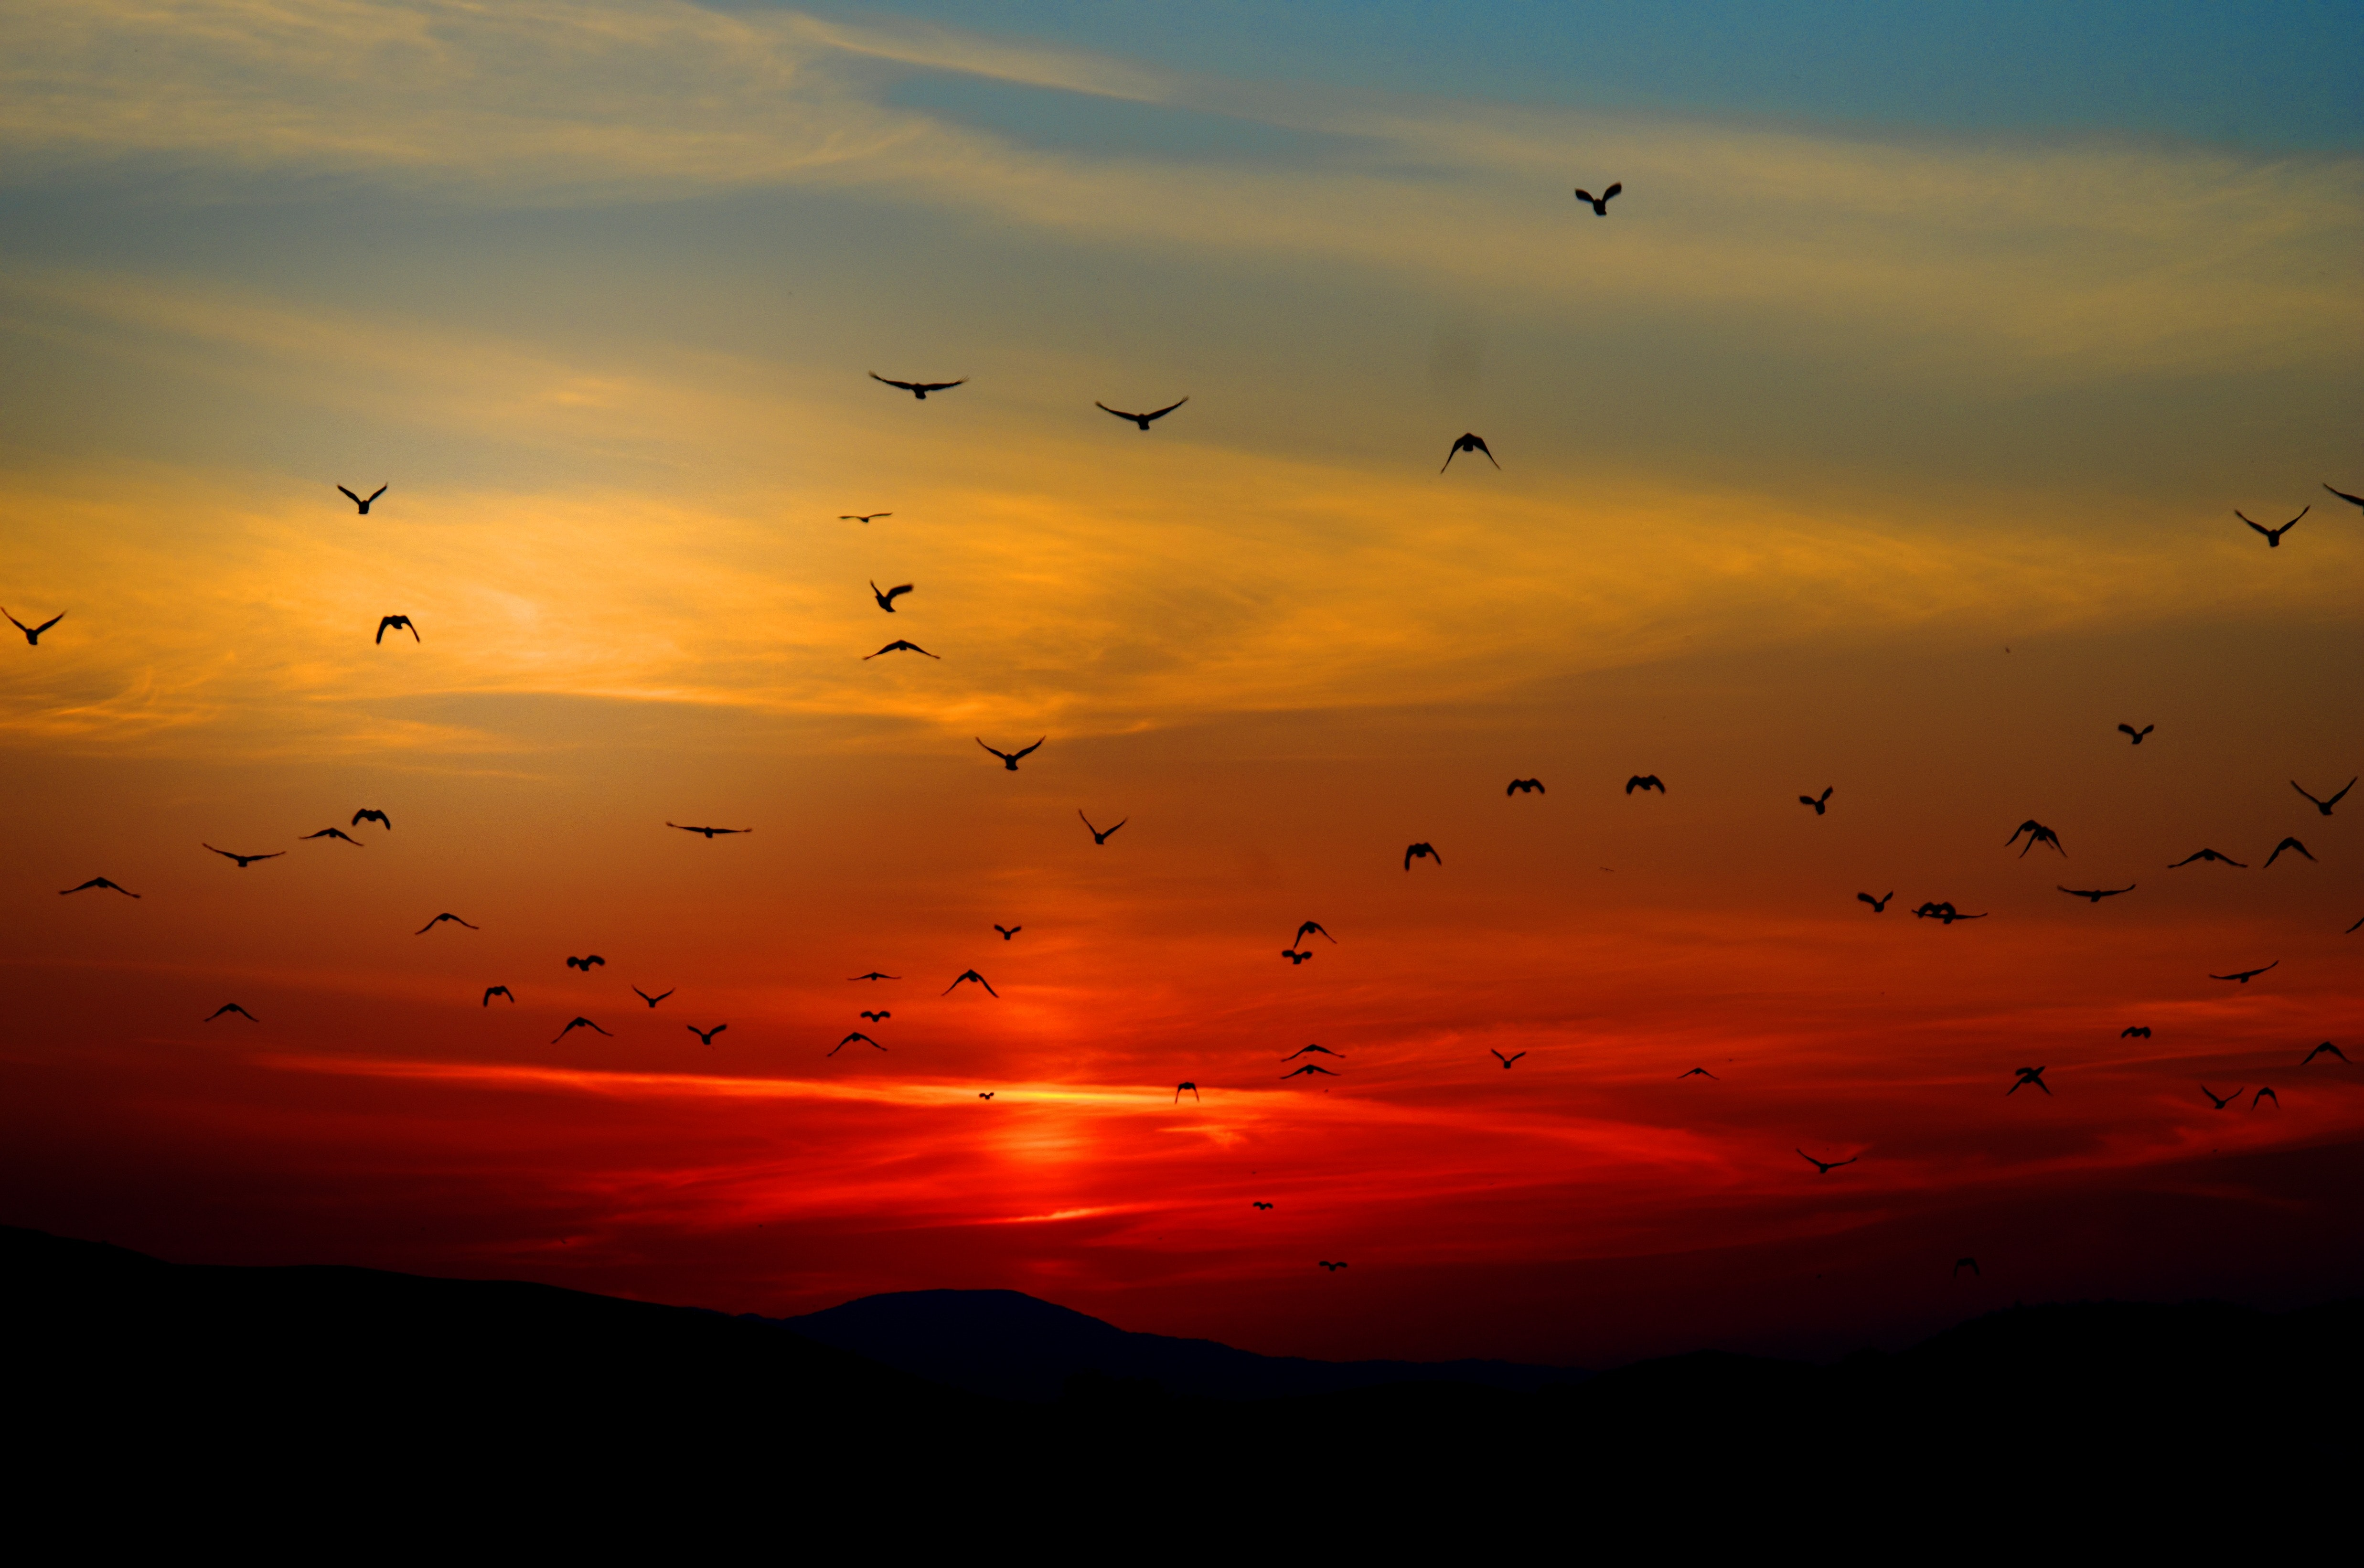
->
2169;848;2245;868
2200;1085;2241;1110
338;484;387;513
849;972;899;981
2236;506;2305;546
977;736;1043;769
1680;1067;1718;1079
1439;433;1498;472
1176;1082;1198;1102
1625;775;1665;794
2120;1026;2151;1039
2118;724;2153;745
1572;182;1622;215
204;1003;256;1023
1403;842;1442;870
1080;811;1127;844
1317;1260;1348;1271
1506;778;1546;796
632;987;673;1008
1857;892;1894;912
994;925;1021;940
978;1091;994;1099
943;970;998;997
1799;787;1833;815
1797;1150;1856;1174
482;986;514;1006
2006;820;2066;857
2210;961;2278;984
688;1024;727;1045
1912;901;1987;923
1954;1257;1979;1279
1285;1045;1345;1059
2290;779;2353;816
866;640;939;660
2253;1086;2279;1108
551;1017;612;1043
1282;1064;1340;1079
2300;1042;2349;1066
1294;921;1337;946
1281;949;1313;964
1252;1201;1273;1210
3;608;64;645
870;373;965;399
2324;482;2364;512
352;808;392;830
203;844;283;868
1096;396;1188;430
299;827;363;845
1491;1049;1525;1069
2008;1067;2051;1096
2058;884;2135;902
2264;837;2315;867
415;912;476;933
840;513;891;524
374;615;418;644
2347;915;2363;934
829;1032;885;1056
860;1010;890;1023
566;955;605;971
870;581;913;612
667;822;751;837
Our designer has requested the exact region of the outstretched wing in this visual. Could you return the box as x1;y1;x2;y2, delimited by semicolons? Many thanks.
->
1602;182;1622;200
1143;396;1189;421
1093;401;1137;422
1012;736;1045;760
2330;778;2356;806
338;486;361;505
32;612;64;635
366;485;387;504
869;373;914;390
2324;483;2364;510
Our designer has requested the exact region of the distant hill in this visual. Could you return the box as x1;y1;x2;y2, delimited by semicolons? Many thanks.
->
776;1287;1584;1401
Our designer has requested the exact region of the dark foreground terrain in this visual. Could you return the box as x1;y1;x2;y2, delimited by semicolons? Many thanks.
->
7;1225;2355;1543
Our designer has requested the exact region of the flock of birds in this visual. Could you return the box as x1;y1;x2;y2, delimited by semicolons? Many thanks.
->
20;177;2364;1282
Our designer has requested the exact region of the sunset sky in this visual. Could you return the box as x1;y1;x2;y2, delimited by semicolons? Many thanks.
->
2;0;2360;1368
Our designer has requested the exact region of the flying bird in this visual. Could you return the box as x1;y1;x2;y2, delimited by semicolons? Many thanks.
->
482;986;514;1006
1506;778;1546;796
565;955;606;972
2253;1086;2280;1109
1079;811;1127;845
337;484;387;513
1176;1082;1199;1102
2323;482;2364;512
1625;775;1665;794
2300;1042;2349;1066
840;513;891;524
1282;1064;1340;1079
1799;787;1833;815
688;1024;727;1045
2006;820;2066;857
1954;1258;1980;1279
1572;181;1622;215
299;827;363;845
828;1032;885;1056
1680;1067;1718;1079
1403;842;1442;870
551;1017;613;1044
2058;885;2135;903
1294;922;1337;946
1491;1049;1525;1069
2169;848;2245;868
2210;961;2278;984
2008;1067;2051;1096
1912;901;1987;924
1440;433;1498;472
1797;1150;1857;1174
869;373;965;399
202;844;284;868
1857;892;1893;912
2290;779;2353;816
1317;1260;1348;1271
2236;506;2305;547
943;970;998;997
1252;1201;1273;1210
353;808;392;830
1281;949;1313;964
2264;837;2315;867
869;580;913;613
860;1011;890;1023
978;1091;994;1100
866;640;939;660
1285;1045;1345;1059
204;1003;256;1023
632;986;674;1008
667;822;751;838
2200;1085;2241;1110
977;736;1044;770
849;972;899;981
415;912;477;933
2120;1026;2150;1039
3;608;64;645
374;615;418;644
994;925;1021;940
2118;724;2153;745
1096;396;1188;430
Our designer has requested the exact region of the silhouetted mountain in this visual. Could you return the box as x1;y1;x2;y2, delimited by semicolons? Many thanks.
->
775;1287;1583;1401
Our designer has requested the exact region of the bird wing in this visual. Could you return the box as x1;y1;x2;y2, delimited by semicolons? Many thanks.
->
366;486;387;503
0;609;24;633
1145;397;1189;420
1094;402;1137;421
339;486;361;504
202;844;235;859
920;379;966;392
32;612;63;634
884;584;913;604
2237;511;2269;535
2324;483;2364;510
1012;737;1045;759
1573;188;1594;203
2291;781;2326;808
2331;778;2356;806
1603;182;1622;199
869;373;913;390
975;736;1008;756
